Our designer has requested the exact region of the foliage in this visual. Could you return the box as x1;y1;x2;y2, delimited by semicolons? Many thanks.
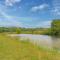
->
16;28;21;34
51;19;60;36
0;19;60;36
0;27;50;34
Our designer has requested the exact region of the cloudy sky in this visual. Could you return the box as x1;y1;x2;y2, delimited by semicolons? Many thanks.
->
0;0;60;28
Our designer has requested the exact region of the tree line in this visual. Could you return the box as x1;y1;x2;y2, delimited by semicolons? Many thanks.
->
51;19;60;36
0;19;60;36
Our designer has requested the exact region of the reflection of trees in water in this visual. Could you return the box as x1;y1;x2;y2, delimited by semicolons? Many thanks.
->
51;36;60;49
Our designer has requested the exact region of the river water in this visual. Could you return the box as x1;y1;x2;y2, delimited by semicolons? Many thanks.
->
10;34;60;49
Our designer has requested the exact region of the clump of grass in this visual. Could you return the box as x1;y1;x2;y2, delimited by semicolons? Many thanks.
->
0;33;60;60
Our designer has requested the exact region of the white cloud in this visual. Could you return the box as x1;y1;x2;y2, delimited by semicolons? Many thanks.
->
0;9;23;27
5;0;21;6
51;8;60;15
36;20;52;28
51;0;60;16
31;3;49;12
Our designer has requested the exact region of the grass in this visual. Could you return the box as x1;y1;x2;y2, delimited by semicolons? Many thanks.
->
0;33;60;60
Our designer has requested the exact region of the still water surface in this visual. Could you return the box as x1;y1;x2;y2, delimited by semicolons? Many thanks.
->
11;34;60;49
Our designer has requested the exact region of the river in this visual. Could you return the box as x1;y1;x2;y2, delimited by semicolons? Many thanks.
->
10;34;60;49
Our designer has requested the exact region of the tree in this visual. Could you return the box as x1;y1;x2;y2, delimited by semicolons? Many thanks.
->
16;28;21;34
51;19;60;36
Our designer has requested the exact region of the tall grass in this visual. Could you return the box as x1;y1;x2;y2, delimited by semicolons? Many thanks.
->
0;33;60;60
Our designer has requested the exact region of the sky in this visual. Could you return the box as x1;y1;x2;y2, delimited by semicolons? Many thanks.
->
0;0;60;28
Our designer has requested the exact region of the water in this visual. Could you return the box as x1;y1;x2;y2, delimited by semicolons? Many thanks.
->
10;34;60;49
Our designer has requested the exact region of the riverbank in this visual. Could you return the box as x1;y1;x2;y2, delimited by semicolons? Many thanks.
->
0;33;60;60
9;34;60;49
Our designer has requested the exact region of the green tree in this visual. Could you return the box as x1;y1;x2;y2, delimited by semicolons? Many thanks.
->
16;28;21;34
51;19;60;36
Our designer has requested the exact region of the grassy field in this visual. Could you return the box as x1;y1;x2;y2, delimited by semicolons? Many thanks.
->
0;33;60;60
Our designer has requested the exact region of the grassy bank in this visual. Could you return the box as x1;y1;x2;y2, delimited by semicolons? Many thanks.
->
0;33;60;60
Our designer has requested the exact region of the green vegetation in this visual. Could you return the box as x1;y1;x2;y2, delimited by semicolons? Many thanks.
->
16;28;21;34
0;33;60;60
0;19;60;36
0;27;51;35
51;19;60;36
0;19;60;60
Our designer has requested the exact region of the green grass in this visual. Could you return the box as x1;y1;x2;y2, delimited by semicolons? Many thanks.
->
0;33;60;60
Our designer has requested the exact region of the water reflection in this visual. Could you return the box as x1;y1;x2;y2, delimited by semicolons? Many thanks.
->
10;34;60;49
51;37;60;49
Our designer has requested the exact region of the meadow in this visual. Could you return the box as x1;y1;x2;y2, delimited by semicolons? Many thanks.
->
0;33;60;60
0;20;60;60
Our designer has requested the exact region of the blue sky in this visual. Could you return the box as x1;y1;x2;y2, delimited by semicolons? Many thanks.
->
0;0;60;28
